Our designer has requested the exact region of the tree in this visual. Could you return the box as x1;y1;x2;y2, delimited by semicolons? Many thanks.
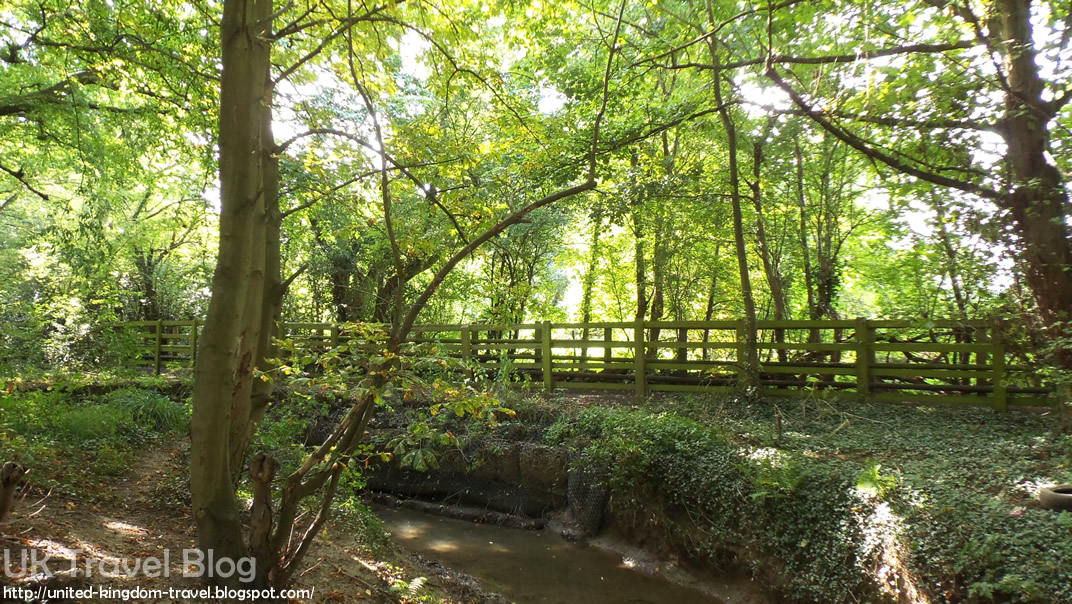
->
759;0;1072;422
0;0;217;366
191;0;622;586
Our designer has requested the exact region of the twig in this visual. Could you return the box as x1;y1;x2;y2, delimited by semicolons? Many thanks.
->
0;163;48;201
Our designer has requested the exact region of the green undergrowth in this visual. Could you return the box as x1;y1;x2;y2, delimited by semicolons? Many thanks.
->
0;385;190;499
1;368;188;393
546;395;1072;603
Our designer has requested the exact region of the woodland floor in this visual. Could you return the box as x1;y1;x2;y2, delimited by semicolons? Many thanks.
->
1;435;496;603
4;380;1071;602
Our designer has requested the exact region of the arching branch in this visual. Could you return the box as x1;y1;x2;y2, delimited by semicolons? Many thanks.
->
765;64;1001;200
394;0;627;342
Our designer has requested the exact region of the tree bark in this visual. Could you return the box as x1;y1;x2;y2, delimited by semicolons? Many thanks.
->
996;0;1072;349
581;205;604;346
630;151;648;325
795;140;820;343
190;0;273;580
993;0;1072;426
751;135;787;362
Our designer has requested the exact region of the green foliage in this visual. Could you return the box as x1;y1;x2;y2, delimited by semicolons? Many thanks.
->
548;396;1072;602
0;387;185;497
856;460;899;499
251;392;327;474
388;421;459;472
105;387;189;433
549;407;877;601
740;456;806;504
54;404;129;442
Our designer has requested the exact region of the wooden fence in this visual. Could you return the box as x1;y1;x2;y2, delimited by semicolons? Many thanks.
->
116;318;1055;410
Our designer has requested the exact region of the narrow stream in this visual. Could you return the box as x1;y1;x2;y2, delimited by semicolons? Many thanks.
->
375;505;722;603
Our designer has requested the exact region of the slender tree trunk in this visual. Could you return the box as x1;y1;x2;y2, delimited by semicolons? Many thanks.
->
705;11;758;384
190;0;273;582
701;243;720;361
581;206;603;347
930;194;970;321
648;212;667;358
751;136;787;362
631;151;648;324
795;140;820;344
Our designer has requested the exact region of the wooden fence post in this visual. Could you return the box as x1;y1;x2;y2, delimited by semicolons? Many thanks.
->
541;321;553;392
461;325;473;380
992;319;1007;412
153;318;163;375
634;320;646;399
604;326;613;366
330;324;340;349
579;327;588;371
735;319;746;370
190;319;199;367
855;317;873;398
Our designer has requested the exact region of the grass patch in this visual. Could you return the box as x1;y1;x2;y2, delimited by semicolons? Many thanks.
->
0;386;189;498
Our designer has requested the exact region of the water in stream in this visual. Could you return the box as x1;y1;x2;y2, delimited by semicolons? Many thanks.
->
375;505;722;604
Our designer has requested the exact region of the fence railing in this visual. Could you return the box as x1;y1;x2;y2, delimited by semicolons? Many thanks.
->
114;318;1055;410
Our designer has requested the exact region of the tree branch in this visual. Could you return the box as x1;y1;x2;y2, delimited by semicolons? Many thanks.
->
0;162;48;200
277;128;467;239
630;0;807;68
664;40;978;71
362;15;544;147
0;70;101;117
589;0;626;181
273;0;406;85
743;101;997;131
764;64;1001;200
393;2;623;342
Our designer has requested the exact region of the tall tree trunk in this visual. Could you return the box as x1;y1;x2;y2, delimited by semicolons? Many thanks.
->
705;10;758;385
995;0;1072;426
631;151;648;324
331;257;351;323
751;135;787;362
795;140;820;343
648;209;667;357
190;0;273;581
234;110;282;480
701;243;720;361
647;132;676;356
581;206;603;347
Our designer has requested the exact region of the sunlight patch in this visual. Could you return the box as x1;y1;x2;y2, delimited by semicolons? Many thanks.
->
427;540;459;553
104;520;148;535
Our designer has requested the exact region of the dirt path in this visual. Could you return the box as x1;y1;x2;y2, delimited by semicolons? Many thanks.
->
0;437;483;603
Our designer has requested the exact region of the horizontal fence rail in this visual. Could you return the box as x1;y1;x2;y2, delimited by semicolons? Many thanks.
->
110;318;1056;410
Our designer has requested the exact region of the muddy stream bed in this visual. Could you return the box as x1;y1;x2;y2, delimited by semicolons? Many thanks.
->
374;504;725;603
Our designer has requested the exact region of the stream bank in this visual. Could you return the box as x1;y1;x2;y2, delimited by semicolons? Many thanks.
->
361;391;1072;603
364;410;772;603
